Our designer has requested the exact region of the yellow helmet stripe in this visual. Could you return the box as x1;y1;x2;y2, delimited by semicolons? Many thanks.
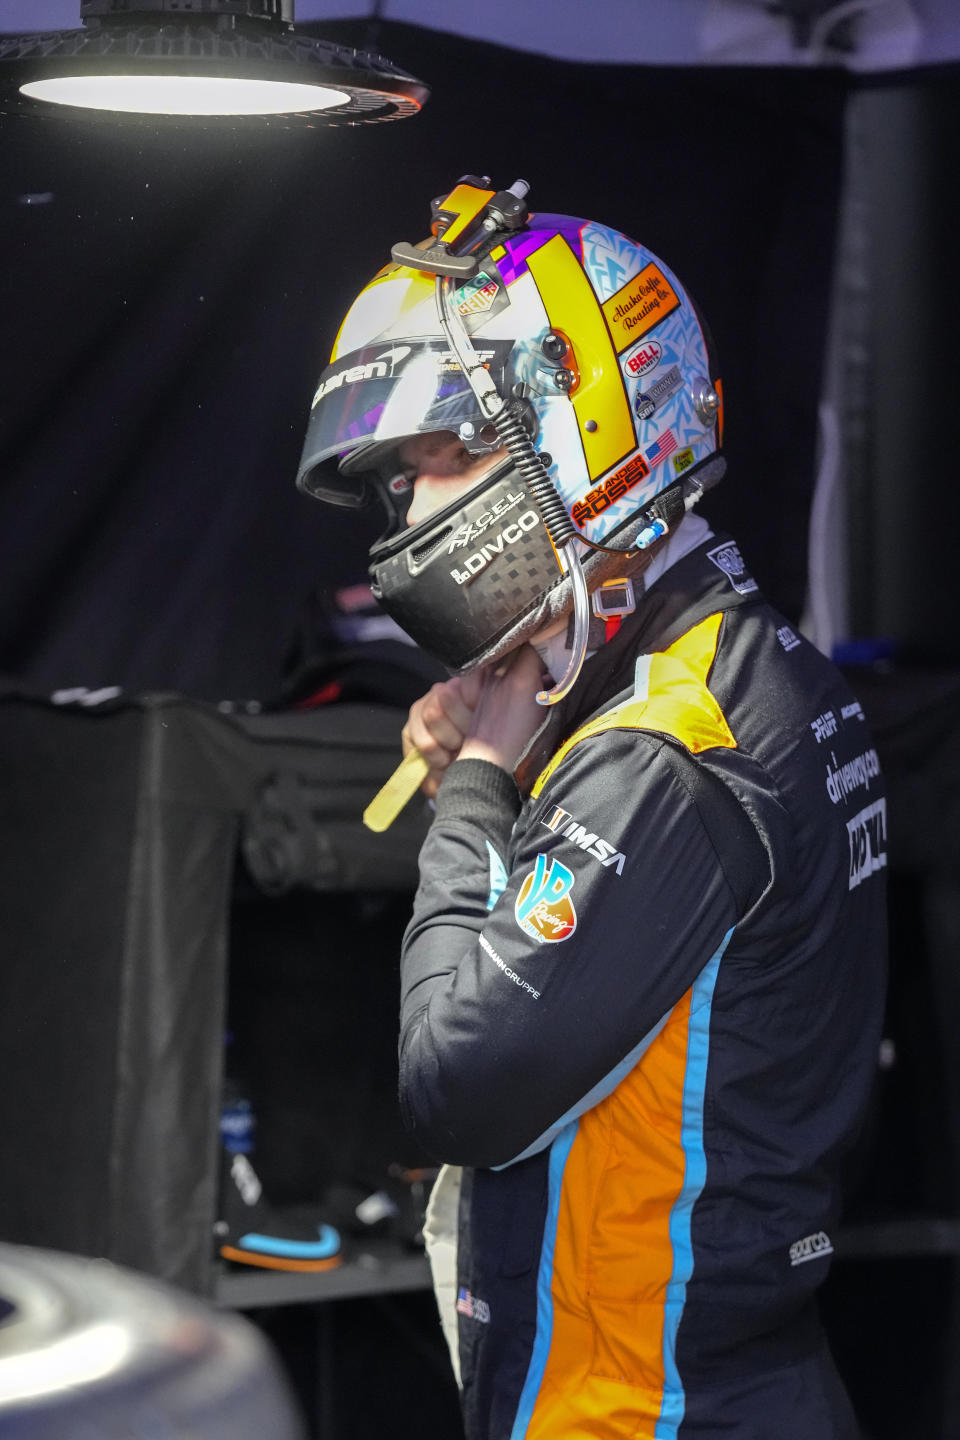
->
525;234;635;482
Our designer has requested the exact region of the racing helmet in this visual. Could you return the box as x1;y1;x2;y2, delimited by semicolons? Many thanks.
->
297;176;725;695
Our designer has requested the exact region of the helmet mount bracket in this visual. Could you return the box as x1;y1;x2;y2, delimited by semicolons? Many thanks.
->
390;176;531;279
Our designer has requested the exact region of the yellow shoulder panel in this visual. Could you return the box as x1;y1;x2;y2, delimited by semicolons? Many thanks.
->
531;611;735;798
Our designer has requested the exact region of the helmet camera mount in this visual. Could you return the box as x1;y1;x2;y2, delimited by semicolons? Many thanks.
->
390;177;592;706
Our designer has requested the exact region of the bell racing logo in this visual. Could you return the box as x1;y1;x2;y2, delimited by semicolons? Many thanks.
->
515;854;577;943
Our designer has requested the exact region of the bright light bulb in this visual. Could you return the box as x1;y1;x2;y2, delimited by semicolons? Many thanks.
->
0;1322;132;1403
20;75;350;116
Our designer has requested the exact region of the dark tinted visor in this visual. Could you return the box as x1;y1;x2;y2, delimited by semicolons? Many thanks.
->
296;338;514;503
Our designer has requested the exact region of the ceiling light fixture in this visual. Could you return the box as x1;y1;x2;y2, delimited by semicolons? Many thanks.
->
0;0;428;123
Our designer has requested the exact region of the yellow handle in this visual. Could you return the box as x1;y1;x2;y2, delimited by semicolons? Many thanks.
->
363;747;430;833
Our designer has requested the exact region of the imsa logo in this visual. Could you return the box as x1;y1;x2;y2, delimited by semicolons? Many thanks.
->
846;797;887;890
541;805;627;875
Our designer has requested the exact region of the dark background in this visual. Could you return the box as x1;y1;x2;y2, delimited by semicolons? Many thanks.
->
1;19;958;1440
0;22;848;701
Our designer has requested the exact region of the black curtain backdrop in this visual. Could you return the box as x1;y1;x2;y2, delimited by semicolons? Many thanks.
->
0;21;846;702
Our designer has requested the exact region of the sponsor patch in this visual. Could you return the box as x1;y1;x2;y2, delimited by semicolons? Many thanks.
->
455;271;500;318
846;798;887;888
634;365;683;424
436;345;498;375
541;805;627;874
571;453;650;529
789;1231;834;1267
449;509;541;585
312;345;411;406
645;364;682;406
672;447;695;475
810;711;838;744
645;429;678;466
602;262;680;351
623;338;663;378
312;340;512;408
841;700;865;723
707;541;759;596
448;491;527;552
777;625;800;651
825;747;881;806
479;933;541;998
456;1288;491;1323
515;853;577;943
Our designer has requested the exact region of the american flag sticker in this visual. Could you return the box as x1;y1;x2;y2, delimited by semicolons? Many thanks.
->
456;1287;491;1323
645;429;678;465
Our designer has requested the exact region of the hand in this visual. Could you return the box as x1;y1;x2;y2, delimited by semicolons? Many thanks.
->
401;646;547;797
402;669;485;799
459;644;546;775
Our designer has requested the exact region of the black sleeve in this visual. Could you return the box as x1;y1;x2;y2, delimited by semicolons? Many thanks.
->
398;733;742;1169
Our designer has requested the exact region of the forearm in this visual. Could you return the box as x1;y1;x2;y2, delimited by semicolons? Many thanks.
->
399;759;522;1165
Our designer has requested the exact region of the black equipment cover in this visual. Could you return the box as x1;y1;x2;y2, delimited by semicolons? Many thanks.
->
0;687;428;1295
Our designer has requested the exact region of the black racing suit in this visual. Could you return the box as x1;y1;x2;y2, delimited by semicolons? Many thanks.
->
399;536;887;1440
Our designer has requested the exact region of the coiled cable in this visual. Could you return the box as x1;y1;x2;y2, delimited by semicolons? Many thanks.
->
435;274;591;704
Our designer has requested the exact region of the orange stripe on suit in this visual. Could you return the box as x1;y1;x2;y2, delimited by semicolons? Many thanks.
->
524;989;695;1437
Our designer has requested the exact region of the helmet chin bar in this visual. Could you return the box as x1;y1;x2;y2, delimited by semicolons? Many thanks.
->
434;271;590;706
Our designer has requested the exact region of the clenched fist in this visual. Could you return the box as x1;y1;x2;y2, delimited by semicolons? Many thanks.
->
402;645;547;798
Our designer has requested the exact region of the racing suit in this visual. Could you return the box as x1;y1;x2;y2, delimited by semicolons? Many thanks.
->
398;534;887;1440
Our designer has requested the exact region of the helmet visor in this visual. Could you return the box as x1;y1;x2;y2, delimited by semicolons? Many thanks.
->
297;338;513;503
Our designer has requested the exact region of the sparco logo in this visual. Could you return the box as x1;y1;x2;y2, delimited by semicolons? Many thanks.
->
450;511;540;584
311;346;411;405
846;798;887;890
541;805;626;874
789;1231;834;1267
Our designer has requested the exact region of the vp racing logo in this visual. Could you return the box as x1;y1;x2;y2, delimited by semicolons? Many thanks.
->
515;853;577;944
